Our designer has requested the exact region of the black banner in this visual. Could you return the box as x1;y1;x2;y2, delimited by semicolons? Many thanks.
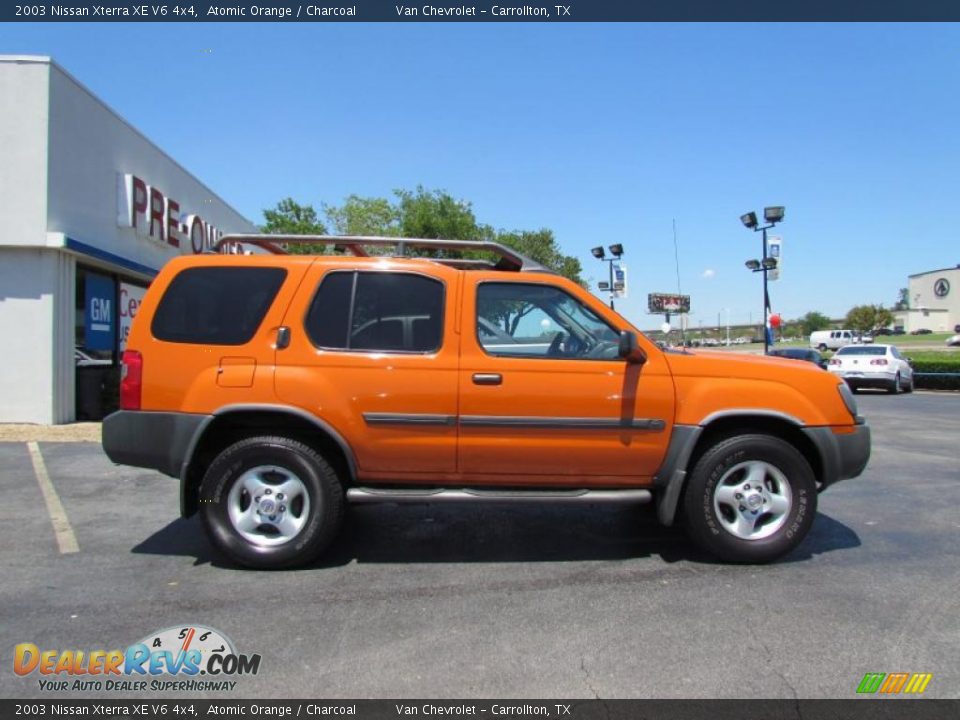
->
6;0;960;22
2;699;959;720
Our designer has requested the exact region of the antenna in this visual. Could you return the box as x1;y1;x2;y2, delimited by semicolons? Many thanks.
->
672;219;685;344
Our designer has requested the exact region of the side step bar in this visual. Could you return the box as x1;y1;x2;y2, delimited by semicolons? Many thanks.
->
346;487;652;505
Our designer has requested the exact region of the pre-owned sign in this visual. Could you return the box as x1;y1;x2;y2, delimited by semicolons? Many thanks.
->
116;173;223;253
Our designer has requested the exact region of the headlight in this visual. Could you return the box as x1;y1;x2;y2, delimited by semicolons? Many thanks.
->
837;382;859;421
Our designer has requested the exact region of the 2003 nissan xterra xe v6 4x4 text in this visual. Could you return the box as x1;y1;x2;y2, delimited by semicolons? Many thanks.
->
102;235;870;569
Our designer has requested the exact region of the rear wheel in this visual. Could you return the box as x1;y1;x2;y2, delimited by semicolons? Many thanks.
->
818;344;828;351
682;434;817;563
199;436;344;569
888;373;902;394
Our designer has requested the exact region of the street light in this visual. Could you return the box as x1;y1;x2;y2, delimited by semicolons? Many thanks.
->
741;205;785;355
592;245;625;309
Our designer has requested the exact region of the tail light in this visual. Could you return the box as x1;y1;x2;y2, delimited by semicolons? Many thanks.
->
870;358;889;365
119;350;142;410
829;358;841;365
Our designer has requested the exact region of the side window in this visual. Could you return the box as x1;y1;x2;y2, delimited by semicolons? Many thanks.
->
151;266;286;345
304;271;444;353
476;282;620;360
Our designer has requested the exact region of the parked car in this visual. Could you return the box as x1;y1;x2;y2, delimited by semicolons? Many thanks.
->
828;344;914;393
947;334;960;347
810;329;855;351
768;348;827;369
101;234;870;568
911;328;933;335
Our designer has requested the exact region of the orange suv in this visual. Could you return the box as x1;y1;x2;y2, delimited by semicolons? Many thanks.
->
102;235;870;568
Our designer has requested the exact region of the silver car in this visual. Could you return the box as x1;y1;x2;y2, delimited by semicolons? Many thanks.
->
828;344;914;394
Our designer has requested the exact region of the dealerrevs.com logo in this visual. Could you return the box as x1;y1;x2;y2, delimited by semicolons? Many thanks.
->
14;625;261;692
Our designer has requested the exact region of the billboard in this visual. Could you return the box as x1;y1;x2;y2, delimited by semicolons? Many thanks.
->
648;293;691;314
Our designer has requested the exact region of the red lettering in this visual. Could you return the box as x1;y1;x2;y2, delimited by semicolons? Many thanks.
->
166;199;180;248
149;187;164;241
188;215;205;254
131;176;147;229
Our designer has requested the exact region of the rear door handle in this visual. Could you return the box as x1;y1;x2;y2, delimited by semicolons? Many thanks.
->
472;373;502;386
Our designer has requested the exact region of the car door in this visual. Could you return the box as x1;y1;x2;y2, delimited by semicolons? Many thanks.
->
275;263;460;481
457;276;674;485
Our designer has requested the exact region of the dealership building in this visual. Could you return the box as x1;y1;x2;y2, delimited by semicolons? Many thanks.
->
0;56;258;424
893;266;960;334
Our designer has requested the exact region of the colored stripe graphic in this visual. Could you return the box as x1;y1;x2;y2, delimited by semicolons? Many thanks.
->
880;672;910;694
858;672;932;694
857;673;885;693
904;674;933;694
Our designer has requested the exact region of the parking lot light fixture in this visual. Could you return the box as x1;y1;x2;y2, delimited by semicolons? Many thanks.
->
741;205;785;355
764;206;785;224
592;245;624;310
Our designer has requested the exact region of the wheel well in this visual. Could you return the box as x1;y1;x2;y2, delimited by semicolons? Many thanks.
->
181;411;354;517
686;416;824;489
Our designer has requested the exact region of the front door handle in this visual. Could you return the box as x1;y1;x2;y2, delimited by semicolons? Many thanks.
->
276;326;291;349
472;373;502;386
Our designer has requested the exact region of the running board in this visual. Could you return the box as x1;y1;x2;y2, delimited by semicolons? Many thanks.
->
346;487;652;505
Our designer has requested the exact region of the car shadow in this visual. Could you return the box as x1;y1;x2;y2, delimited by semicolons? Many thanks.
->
131;504;860;570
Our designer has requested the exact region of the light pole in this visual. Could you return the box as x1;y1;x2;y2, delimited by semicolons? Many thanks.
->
741;206;785;355
591;244;624;310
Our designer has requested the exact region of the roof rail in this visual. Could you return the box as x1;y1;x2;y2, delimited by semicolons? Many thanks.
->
214;234;553;274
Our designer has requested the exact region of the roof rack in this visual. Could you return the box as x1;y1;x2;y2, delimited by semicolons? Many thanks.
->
213;234;553;274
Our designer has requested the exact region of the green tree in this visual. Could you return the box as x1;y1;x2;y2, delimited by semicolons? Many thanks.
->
799;311;831;337
893;287;909;311
845;304;894;334
261;198;328;255
323;195;401;236
262;198;327;235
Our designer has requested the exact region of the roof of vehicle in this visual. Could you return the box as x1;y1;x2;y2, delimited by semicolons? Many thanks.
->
214;234;554;275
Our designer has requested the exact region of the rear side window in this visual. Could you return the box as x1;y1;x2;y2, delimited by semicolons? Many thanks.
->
151;267;286;345
305;271;444;353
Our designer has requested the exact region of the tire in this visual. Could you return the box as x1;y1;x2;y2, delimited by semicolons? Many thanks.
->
682;434;817;563
818;344;828;352
888;373;902;394
904;374;914;393
199;436;344;569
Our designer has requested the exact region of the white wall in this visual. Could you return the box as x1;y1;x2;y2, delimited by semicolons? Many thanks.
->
0;248;75;424
0;58;49;248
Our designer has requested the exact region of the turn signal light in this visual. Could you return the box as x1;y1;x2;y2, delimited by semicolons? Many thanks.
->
870;358;889;365
119;350;143;410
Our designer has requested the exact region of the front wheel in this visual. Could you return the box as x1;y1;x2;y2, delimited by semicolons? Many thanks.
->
199;436;344;569
682;434;817;563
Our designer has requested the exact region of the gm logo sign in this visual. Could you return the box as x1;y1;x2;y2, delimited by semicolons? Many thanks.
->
857;672;932;694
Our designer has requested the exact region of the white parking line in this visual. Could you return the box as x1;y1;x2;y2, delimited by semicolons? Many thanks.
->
27;441;79;554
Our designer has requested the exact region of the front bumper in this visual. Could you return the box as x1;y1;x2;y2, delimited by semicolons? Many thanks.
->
101;410;211;479
802;423;871;490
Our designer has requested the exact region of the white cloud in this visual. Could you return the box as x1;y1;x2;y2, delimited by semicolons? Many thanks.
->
702;269;716;279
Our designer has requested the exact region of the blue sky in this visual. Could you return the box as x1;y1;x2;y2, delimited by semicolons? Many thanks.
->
4;22;959;329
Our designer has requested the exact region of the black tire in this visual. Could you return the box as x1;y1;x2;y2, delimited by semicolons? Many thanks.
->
682;434;817;563
818;344;828;352
904;374;914;393
888;373;902;394
199;436;344;569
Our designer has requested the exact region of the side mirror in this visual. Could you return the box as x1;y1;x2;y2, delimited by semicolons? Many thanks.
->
618;330;647;364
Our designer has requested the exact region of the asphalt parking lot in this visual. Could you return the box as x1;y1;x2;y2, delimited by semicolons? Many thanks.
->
2;392;958;700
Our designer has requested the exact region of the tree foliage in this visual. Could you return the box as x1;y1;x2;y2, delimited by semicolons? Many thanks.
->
265;187;584;288
799;311;832;337
845;304;895;334
894;287;909;311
